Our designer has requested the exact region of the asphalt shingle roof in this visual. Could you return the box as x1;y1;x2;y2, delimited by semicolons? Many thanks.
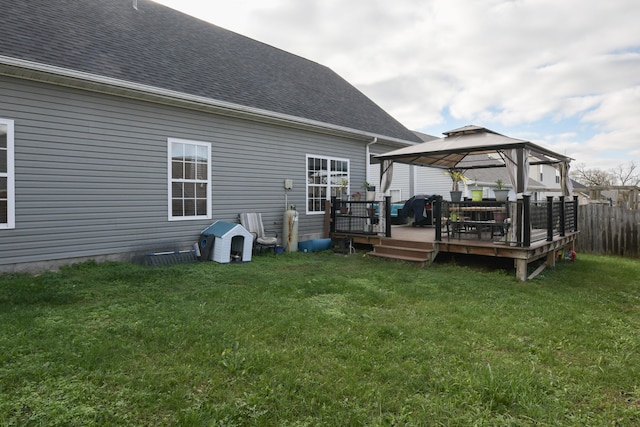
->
1;0;421;143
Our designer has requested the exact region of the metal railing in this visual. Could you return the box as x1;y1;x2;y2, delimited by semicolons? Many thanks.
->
434;195;579;247
530;196;579;244
330;196;391;237
437;199;511;242
331;195;579;248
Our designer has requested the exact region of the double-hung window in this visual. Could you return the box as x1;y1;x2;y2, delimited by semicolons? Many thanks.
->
0;119;14;229
306;155;349;213
168;138;211;220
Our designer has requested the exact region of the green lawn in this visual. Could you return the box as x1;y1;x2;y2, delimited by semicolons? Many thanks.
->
1;252;639;426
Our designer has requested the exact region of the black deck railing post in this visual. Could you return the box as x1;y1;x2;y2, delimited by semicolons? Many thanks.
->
384;196;392;237
573;196;579;232
559;195;566;237
515;199;521;247
434;195;442;242
546;196;554;241
523;194;531;247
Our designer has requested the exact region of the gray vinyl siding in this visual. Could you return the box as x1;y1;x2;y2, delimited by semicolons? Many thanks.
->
390;164;411;200
368;163;453;201
372;143;453;201
369;162;411;201
0;76;368;271
415;166;453;198
370;143;410;200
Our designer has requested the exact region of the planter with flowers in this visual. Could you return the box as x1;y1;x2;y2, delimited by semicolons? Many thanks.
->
493;179;510;202
364;182;376;201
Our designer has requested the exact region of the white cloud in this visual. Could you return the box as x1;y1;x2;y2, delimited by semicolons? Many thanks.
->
153;0;640;170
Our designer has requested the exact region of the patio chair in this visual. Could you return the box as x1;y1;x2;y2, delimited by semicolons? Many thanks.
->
239;212;278;253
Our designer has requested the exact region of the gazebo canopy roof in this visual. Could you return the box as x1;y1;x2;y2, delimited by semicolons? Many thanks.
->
376;125;571;170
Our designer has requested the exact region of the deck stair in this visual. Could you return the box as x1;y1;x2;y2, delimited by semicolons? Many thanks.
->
369;238;438;267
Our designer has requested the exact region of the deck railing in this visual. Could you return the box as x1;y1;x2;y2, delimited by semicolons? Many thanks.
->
436;198;511;242
529;195;579;244
330;196;391;237
330;195;578;248
434;195;579;247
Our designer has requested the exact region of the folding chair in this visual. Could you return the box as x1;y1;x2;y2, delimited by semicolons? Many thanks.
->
239;212;278;253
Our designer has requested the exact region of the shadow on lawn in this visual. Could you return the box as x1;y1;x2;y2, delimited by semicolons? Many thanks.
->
0;275;79;306
434;252;516;274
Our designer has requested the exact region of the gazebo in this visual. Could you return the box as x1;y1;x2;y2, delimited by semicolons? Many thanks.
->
376;125;573;197
370;125;578;280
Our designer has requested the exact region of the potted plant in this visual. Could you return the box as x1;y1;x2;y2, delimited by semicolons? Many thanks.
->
471;177;483;201
446;169;466;202
364;181;376;201
493;179;510;202
339;178;349;201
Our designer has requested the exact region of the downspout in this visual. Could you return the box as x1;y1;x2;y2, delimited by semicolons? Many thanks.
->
365;137;378;185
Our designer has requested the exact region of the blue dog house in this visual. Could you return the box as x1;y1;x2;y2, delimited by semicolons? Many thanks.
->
199;221;253;263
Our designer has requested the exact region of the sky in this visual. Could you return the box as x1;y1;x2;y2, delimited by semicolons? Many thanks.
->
152;0;640;172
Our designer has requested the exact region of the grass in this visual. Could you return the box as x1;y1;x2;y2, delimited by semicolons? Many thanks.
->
0;251;639;426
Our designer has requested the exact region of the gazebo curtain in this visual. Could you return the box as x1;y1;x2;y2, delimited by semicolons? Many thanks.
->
503;148;530;194
503;148;530;246
560;161;573;196
381;160;393;194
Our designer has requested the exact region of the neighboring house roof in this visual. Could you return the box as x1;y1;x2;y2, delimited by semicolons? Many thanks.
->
413;130;439;142
0;0;421;144
571;180;588;190
466;168;544;190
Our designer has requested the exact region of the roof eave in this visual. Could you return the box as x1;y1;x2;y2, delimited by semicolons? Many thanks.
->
0;56;415;147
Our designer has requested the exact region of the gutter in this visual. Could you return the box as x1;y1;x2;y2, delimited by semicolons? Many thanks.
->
365;137;378;186
0;56;415;148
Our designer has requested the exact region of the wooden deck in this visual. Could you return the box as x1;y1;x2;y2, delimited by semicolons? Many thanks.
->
332;224;578;281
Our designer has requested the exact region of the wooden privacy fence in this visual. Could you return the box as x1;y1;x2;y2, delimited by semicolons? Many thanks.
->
577;205;640;258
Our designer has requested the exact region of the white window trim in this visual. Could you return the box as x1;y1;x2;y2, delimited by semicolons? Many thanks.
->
167;138;212;221
0;118;15;229
306;154;350;215
389;188;402;203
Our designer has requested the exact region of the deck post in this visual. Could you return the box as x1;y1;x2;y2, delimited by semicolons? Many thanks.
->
323;200;332;238
523;194;531;247
330;197;336;233
559;195;566;237
546;248;557;268
384;196;392;237
573;196;579;232
546;196;554;241
434;196;442;242
515;258;528;281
